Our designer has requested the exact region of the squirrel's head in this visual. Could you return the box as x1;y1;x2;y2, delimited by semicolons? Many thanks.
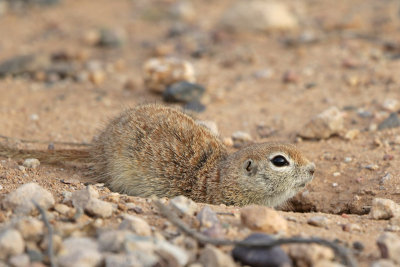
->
220;143;315;207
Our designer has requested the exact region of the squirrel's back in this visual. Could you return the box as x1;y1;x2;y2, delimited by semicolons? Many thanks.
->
90;104;228;201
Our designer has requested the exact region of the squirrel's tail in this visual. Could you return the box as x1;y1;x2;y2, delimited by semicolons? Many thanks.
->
0;143;92;164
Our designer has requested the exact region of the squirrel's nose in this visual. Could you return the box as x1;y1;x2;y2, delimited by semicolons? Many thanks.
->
308;162;316;175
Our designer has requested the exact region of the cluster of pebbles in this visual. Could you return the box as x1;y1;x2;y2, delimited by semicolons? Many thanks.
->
0;175;400;267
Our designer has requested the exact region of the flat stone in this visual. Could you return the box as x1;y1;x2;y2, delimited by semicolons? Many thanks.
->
85;198;113;218
240;205;287;233
3;183;55;215
232;233;292;267
307;216;330;228
0;229;24;260
58;237;102;267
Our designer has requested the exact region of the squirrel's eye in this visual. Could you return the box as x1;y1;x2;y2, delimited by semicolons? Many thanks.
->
271;155;289;167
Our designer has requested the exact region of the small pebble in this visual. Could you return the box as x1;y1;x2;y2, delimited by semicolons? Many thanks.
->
344;157;352;163
23;158;40;169
352;241;364;251
282;70;300;83
307;216;329;228
365;164;379;171
342;223;361;232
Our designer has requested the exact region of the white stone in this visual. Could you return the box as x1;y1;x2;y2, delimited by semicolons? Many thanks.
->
119;214;152;236
58;237;102;267
0;229;24;260
3;183;55;214
155;240;189;267
8;254;30;267
169;195;197;216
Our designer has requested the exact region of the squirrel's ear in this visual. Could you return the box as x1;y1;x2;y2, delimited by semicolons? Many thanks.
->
244;159;257;174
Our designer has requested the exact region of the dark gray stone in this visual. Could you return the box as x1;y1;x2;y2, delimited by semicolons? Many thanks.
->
232;233;292;267
378;113;400;130
163;81;205;103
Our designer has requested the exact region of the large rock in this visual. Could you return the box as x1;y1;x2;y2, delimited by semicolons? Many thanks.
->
370;198;400;220
220;0;298;32
298;107;344;139
3;183;55;214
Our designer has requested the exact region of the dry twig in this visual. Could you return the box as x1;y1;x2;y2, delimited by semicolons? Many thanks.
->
155;200;357;267
0;134;90;147
33;201;57;267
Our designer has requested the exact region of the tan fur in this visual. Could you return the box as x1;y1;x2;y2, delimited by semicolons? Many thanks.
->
0;104;315;207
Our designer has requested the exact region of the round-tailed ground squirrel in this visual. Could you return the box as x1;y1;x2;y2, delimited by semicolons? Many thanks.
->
0;104;315;207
